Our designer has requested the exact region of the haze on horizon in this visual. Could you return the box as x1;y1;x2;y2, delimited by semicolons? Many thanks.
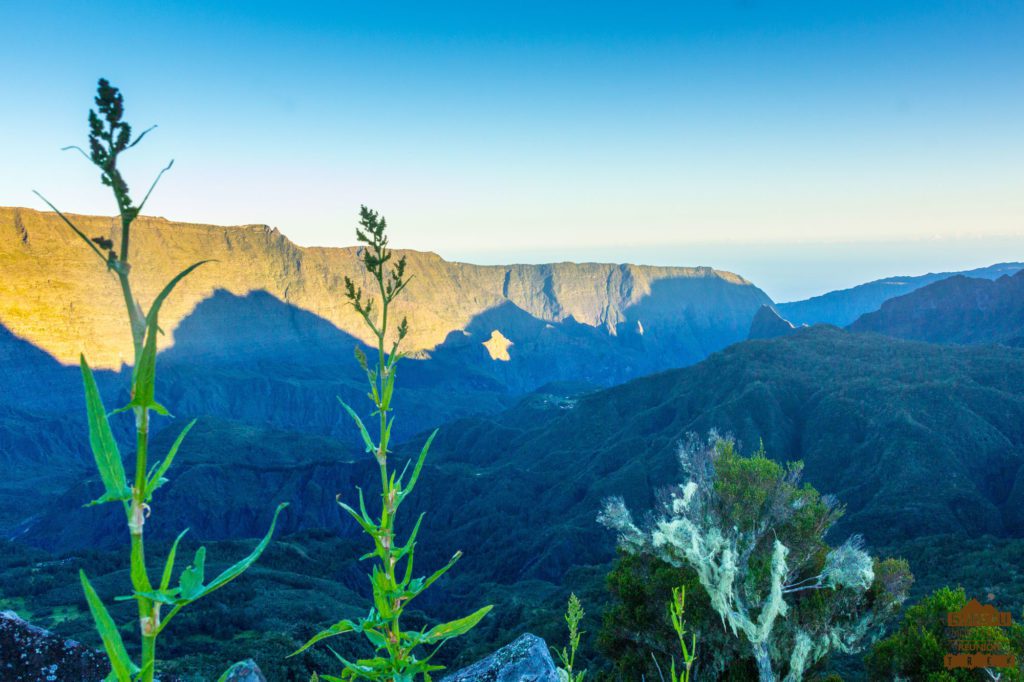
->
2;1;1022;301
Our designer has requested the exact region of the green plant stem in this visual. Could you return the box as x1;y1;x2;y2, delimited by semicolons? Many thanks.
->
120;212;132;266
132;401;155;681
373;261;406;673
117;270;145;357
122;260;155;681
296;207;490;679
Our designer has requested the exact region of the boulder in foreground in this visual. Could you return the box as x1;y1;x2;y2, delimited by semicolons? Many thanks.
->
440;633;560;682
0;610;108;682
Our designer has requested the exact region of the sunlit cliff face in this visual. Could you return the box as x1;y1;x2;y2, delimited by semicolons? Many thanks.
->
0;206;768;370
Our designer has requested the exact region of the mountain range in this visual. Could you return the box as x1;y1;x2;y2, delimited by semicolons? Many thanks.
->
6;325;1024;677
0;206;766;369
3;206;1024;677
777;261;1024;327
0;206;772;443
850;269;1024;346
21;325;1024;559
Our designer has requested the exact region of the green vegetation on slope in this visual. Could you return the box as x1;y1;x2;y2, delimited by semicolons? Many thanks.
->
8;326;1024;677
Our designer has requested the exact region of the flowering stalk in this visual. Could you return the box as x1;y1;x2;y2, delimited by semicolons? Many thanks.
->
667;586;696;682
554;593;587;682
36;79;285;682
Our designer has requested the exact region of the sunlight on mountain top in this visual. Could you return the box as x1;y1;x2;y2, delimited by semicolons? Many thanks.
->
482;329;513;361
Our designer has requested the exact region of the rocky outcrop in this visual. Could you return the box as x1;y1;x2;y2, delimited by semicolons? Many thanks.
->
0;610;268;682
220;659;268;681
441;633;559;682
747;305;798;340
0;610;109;681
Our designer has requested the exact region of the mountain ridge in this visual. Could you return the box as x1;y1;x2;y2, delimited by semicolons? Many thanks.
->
0;206;768;371
777;261;1024;327
850;269;1024;346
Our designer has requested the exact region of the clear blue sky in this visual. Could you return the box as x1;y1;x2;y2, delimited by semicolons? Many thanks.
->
2;1;1022;300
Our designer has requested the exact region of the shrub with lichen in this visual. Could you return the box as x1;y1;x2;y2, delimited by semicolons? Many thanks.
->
599;432;912;682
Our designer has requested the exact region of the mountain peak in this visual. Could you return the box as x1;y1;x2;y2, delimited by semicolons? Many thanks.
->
748;305;798;340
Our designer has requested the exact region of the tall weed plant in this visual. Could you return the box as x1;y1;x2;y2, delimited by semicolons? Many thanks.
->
291;208;492;681
35;79;285;682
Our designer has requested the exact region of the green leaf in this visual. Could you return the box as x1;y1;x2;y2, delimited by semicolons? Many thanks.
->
32;191;108;264
398;430;436;503
178;546;207;600
395;512;425;561
145;418;196;499
161;529;189;591
179;502;288;604
127;261;210;413
408;551;462;602
79;356;131;508
355;487;374;527
337;497;377;536
371;566;394;619
329;648;380;679
421;605;493;644
79;570;139;682
289;619;356;657
338;398;376;454
381;369;396;409
128;588;181;605
363;627;388;650
144;260;211;332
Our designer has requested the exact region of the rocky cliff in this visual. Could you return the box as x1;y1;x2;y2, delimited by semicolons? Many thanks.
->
0;206;769;371
0;206;772;451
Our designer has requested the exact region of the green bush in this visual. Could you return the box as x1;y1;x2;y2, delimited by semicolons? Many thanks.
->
866;586;1024;681
596;551;754;681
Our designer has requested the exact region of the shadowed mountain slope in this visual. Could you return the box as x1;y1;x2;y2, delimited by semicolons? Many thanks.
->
849;270;1024;346
19;328;1024;591
777;262;1024;327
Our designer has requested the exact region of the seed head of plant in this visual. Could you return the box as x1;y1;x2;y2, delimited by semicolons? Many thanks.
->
88;78;137;209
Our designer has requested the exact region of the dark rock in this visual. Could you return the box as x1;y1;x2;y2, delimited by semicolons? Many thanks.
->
440;633;559;682
747;304;798;340
0;610;109;682
221;658;267;681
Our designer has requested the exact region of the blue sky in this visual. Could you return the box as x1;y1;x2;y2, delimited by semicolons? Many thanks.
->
2;1;1022;300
